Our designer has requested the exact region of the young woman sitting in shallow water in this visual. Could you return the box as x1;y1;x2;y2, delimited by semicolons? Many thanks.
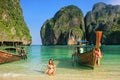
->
45;59;56;76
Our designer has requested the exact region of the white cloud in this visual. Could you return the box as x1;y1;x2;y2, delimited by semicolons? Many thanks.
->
108;0;120;5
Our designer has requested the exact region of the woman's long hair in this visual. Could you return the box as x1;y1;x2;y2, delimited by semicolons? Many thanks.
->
49;59;54;65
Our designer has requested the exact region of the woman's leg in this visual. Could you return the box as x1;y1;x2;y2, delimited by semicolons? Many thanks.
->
47;70;53;76
52;70;55;76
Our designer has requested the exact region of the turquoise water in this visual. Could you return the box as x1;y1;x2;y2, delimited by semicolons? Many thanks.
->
0;45;120;77
0;45;74;74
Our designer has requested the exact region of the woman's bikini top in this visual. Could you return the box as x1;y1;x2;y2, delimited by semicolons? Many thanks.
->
48;65;54;70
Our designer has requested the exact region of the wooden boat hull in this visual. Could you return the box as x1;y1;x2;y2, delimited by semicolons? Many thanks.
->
0;51;21;64
73;50;96;68
73;31;103;68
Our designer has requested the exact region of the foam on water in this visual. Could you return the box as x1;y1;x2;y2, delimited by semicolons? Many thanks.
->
0;73;24;77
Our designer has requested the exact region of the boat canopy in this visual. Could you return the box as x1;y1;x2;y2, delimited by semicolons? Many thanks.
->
77;40;88;43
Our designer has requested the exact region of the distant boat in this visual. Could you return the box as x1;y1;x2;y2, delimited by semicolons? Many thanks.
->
72;31;103;69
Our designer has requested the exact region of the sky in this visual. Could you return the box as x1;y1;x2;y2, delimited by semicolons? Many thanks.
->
20;0;120;45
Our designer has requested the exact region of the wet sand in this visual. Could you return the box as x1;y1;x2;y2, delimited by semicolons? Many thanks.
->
0;59;120;80
0;66;120;80
0;58;120;80
0;73;120;80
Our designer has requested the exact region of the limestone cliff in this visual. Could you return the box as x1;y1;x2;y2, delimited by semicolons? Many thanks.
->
40;5;85;45
85;2;120;44
41;3;120;45
0;0;31;45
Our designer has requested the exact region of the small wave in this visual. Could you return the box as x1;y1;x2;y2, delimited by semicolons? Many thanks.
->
0;73;24;77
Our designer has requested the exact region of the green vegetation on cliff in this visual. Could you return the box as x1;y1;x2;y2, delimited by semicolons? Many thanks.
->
85;2;120;44
41;5;85;45
41;2;120;45
0;0;31;45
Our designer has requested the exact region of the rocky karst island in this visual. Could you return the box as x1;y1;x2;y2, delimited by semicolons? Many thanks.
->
41;2;120;45
0;0;31;46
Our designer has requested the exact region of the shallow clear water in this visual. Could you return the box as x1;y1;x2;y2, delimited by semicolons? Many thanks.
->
0;45;120;77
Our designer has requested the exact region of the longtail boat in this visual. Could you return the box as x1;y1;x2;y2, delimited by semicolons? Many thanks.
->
0;50;21;64
72;31;103;69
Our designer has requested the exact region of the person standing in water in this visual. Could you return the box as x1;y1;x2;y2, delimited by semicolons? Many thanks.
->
45;59;56;76
94;48;102;66
20;47;27;59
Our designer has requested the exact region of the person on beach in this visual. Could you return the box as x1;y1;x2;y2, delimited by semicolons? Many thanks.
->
45;59;56;76
72;47;80;57
19;47;27;59
16;48;21;54
94;48;102;66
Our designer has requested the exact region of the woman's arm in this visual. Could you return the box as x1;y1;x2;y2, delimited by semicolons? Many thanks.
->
53;65;56;74
45;65;49;73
